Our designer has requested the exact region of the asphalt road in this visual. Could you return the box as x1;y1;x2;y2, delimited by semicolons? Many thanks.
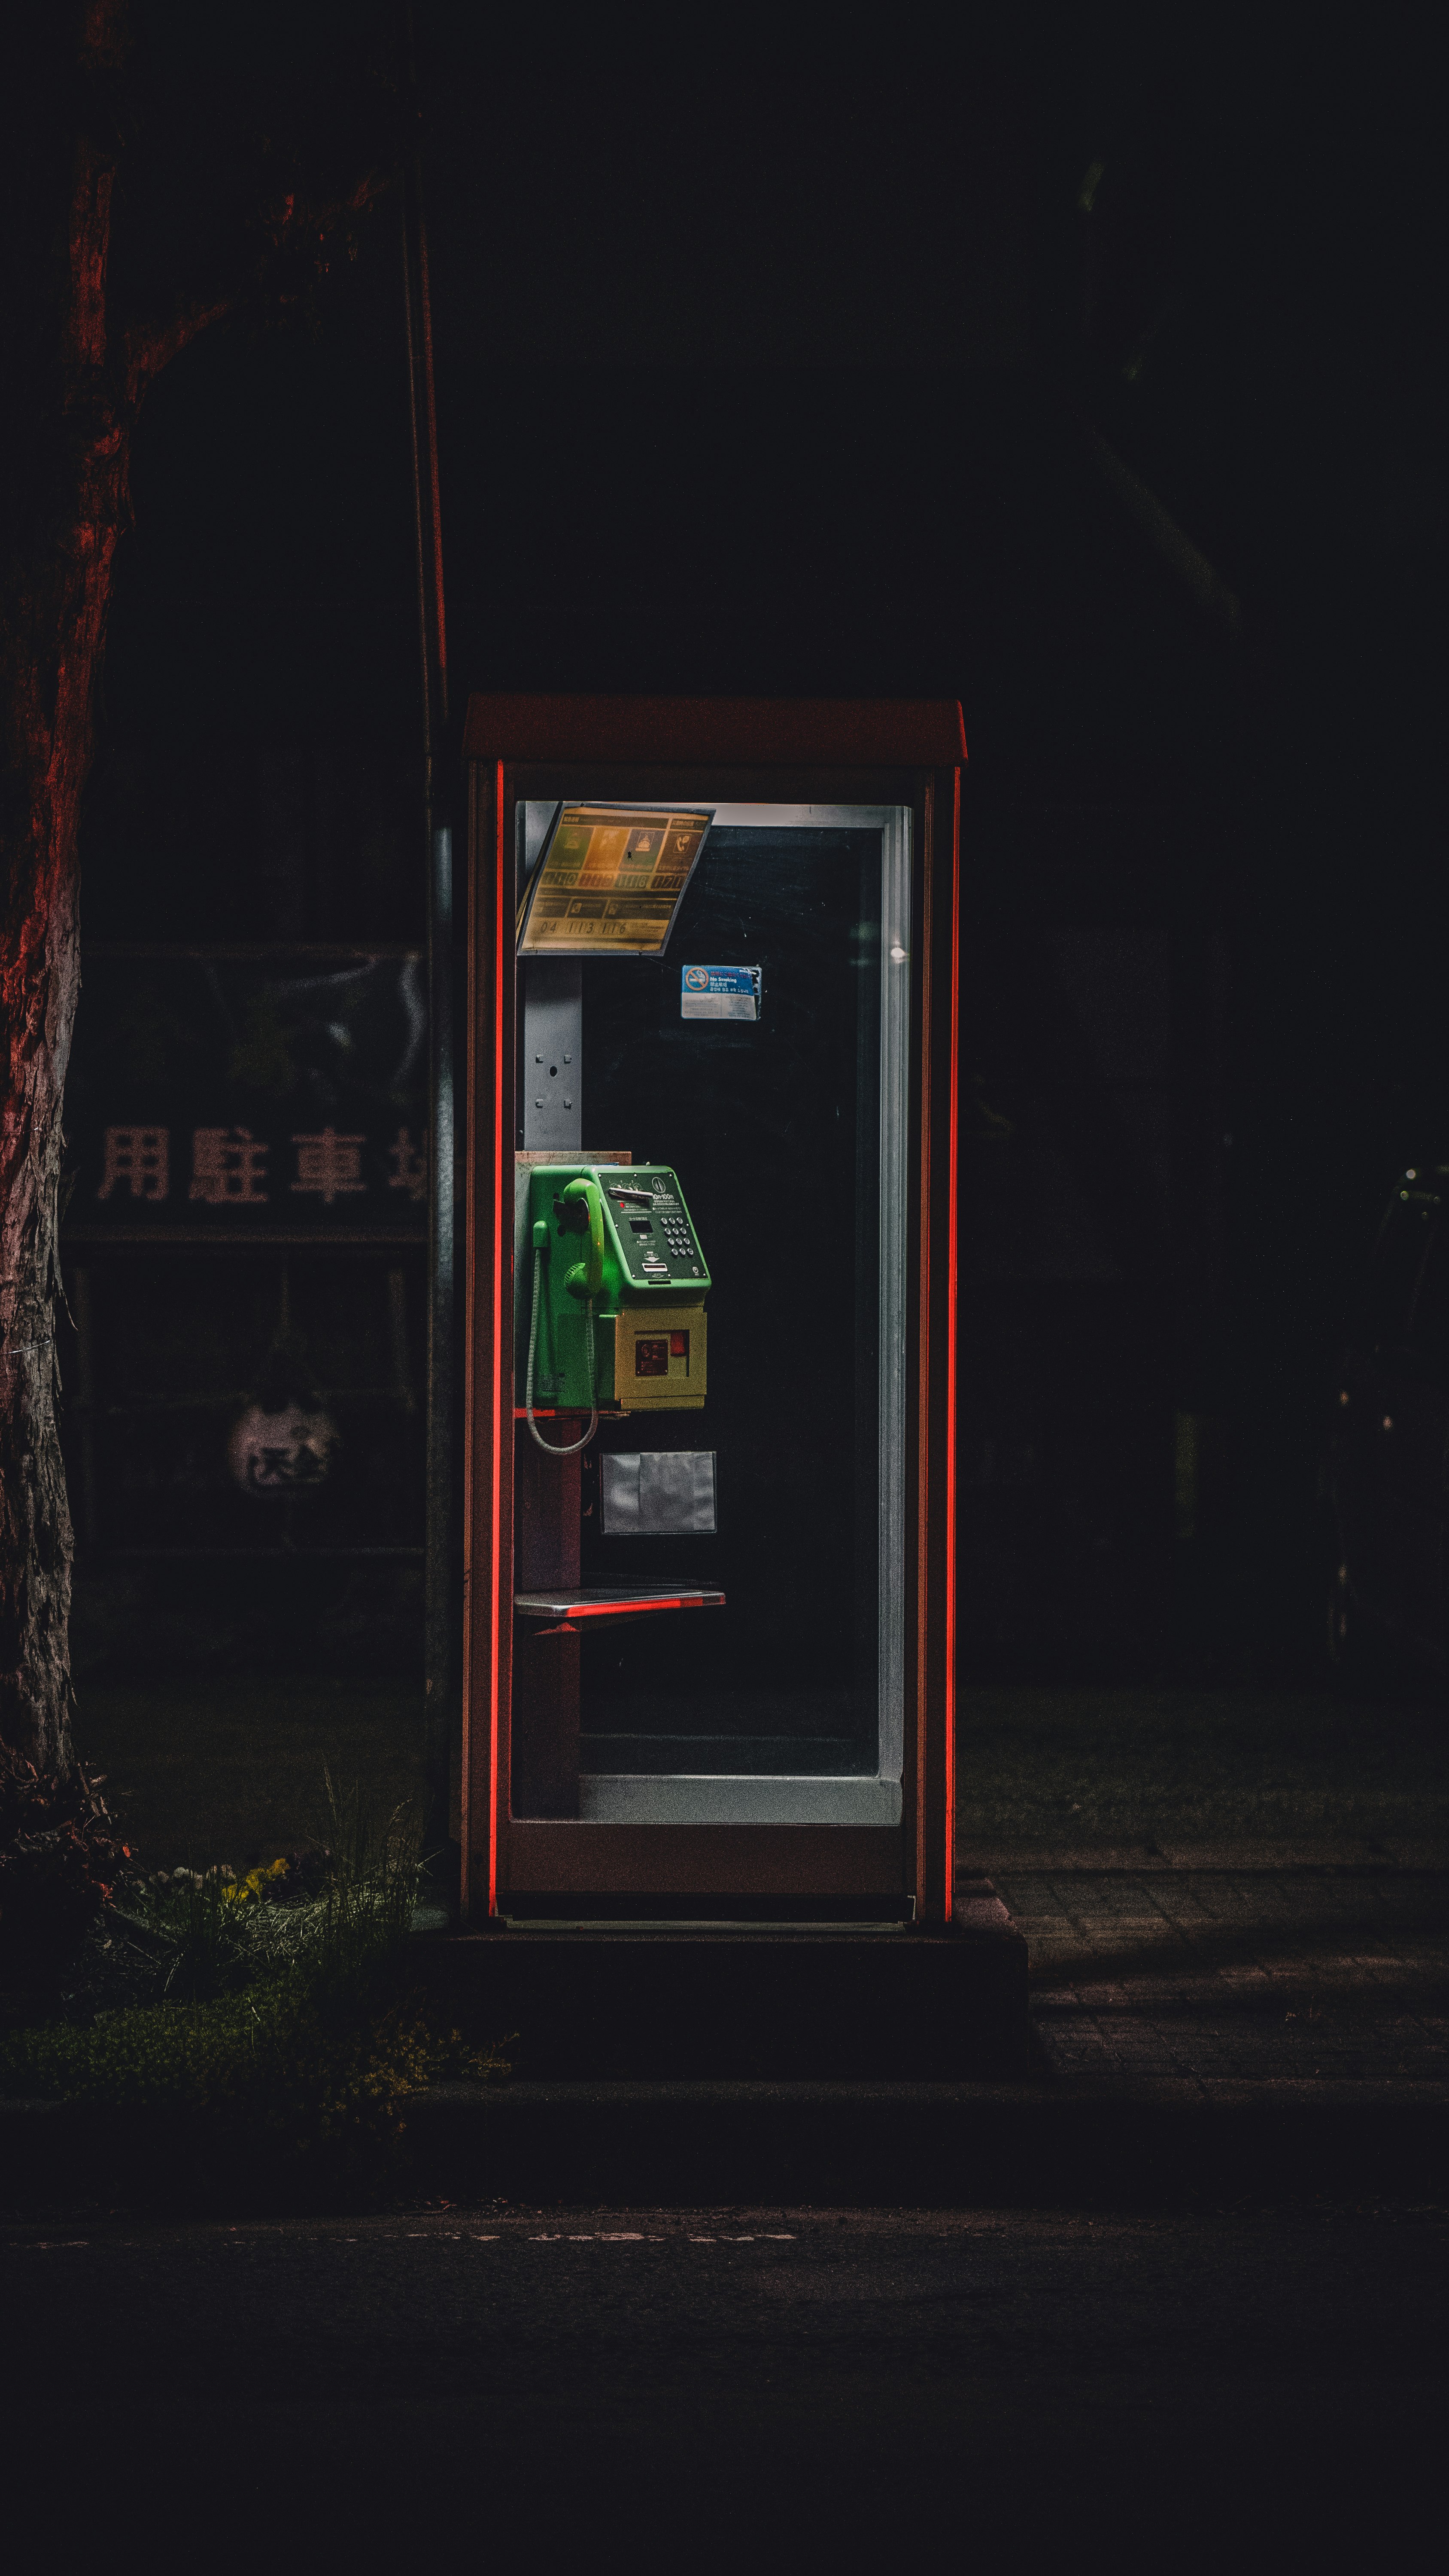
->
4;2201;1443;2558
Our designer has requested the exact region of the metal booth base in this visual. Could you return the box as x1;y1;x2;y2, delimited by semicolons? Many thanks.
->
411;1881;1029;2082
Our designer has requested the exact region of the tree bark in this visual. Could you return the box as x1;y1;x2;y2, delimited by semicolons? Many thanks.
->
0;13;129;1773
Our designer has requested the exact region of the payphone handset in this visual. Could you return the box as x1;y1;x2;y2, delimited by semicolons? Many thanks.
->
523;1164;711;1454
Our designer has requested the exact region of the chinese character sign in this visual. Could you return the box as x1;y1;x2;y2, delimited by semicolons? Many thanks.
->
97;1127;169;1202
228;1398;340;1495
387;1127;427;1203
190;1128;270;1204
67;959;430;1236
291;1129;366;1205
91;1125;429;1215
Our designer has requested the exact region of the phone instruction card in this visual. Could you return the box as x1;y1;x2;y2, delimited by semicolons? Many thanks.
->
518;806;713;956
680;965;761;1022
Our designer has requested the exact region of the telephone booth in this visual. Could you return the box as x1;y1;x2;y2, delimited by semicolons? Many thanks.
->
461;696;965;1930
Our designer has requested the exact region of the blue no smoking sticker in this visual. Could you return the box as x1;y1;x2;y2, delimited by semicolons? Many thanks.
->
680;964;761;1022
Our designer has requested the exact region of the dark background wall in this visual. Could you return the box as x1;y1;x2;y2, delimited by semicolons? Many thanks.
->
64;6;1445;1687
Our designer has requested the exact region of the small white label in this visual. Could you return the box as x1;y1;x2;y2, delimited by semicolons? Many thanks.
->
681;964;760;1021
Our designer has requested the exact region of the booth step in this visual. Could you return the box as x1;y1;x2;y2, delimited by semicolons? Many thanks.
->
409;1888;1029;2082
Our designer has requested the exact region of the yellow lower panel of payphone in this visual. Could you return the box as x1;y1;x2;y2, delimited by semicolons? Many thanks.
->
614;1305;707;1410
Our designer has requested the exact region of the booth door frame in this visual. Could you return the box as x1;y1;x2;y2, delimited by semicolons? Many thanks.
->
462;751;959;1922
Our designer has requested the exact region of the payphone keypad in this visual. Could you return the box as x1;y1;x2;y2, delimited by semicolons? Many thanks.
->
607;1174;704;1283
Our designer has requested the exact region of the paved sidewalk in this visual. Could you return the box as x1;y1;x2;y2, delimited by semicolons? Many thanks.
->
982;1860;1449;2089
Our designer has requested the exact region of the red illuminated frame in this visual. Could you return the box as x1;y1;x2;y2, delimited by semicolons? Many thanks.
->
461;698;964;1922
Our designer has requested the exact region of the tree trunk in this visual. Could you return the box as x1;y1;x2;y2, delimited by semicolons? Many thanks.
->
1;30;127;1772
0;737;83;1778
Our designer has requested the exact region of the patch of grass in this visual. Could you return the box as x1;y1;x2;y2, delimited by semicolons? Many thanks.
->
6;1970;439;2138
0;1778;504;2208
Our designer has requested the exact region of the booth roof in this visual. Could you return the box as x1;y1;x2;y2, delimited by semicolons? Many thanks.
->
461;694;967;768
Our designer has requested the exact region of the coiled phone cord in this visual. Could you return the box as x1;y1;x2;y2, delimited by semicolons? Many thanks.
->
525;1244;599;1456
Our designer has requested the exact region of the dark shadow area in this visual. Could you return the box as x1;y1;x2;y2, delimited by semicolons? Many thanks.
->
3;2212;1445;2552
52;15;1444;1864
957;1682;1449;1853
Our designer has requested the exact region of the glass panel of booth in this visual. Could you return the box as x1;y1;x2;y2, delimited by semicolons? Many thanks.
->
509;799;910;1829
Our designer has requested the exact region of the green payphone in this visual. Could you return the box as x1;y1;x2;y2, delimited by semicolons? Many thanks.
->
522;1163;711;1453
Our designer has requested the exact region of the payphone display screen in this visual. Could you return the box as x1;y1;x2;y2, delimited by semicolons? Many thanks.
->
512;810;908;1828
